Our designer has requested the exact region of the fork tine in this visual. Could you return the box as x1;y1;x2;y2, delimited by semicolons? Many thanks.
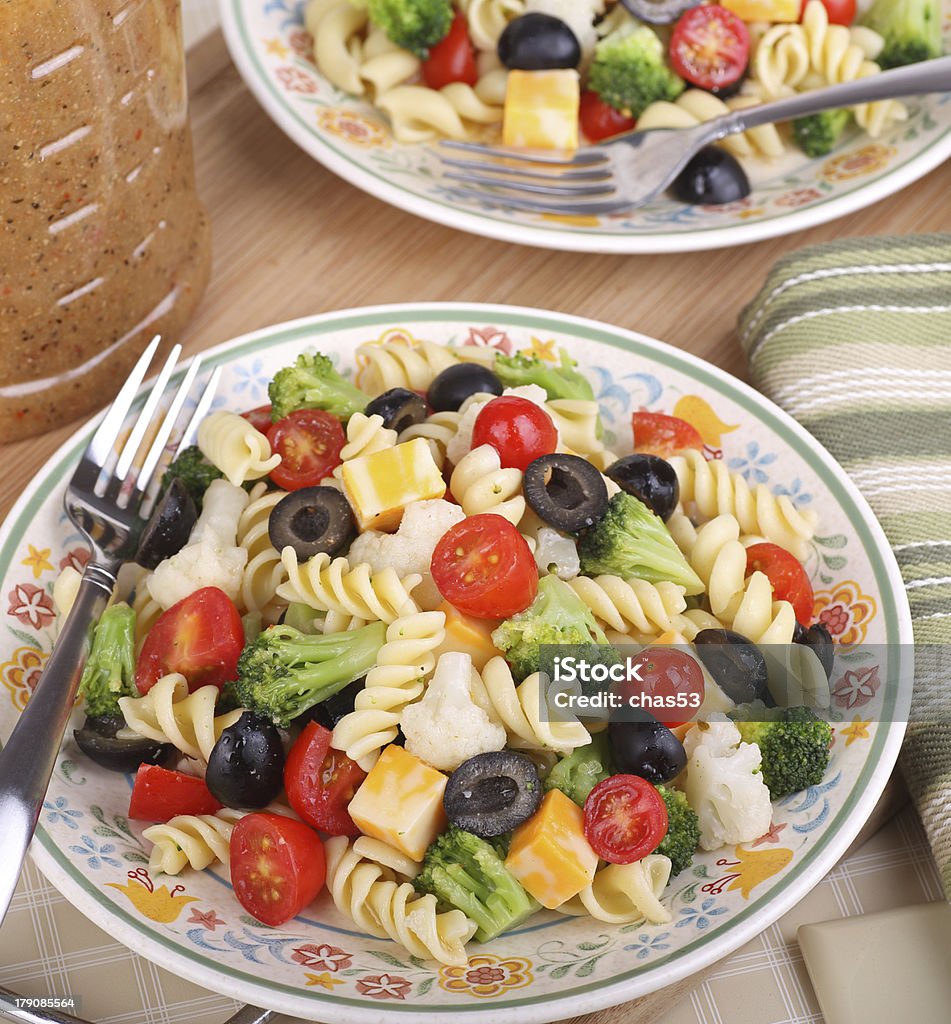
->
86;336;162;469
175;364;222;456
439;140;609;167
114;343;182;480
444;171;616;198
446;187;634;217
440;157;612;182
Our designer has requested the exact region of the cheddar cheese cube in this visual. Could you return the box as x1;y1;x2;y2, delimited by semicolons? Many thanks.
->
341;437;446;532
721;0;799;21
347;744;447;861
432;601;501;672
503;70;580;152
505;789;598;909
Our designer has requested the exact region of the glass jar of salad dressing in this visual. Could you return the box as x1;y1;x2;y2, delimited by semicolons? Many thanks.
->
0;0;211;441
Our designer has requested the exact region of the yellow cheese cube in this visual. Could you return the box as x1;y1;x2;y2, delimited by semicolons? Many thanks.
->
341;437;446;532
505;789;598;909
503;70;580;152
721;0;799;21
431;601;501;672
348;745;447;861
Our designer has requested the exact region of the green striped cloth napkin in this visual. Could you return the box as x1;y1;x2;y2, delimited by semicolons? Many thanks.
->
739;232;951;895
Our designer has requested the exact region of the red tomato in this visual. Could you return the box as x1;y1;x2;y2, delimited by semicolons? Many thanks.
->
621;647;705;727
580;90;637;142
421;11;477;90
803;0;856;25
583;775;668;864
431;514;538;619
230;812;326;927
135;587;244;694
471;396;558;472
284;722;366;837
746;542;815;623
267;409;346;491
128;764;222;822
670;6;750;94
631;411;704;458
241;404;273;434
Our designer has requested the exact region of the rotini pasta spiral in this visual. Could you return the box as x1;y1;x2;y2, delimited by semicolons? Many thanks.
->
143;809;244;875
358;25;420;95
307;0;367;96
558;856;672;925
324;836;476;965
397;410;463;469
450;444;525;525
376;82;503;144
117;673;243;763
131;576;163;650
356;333;495;395
546;399;607;457
458;0;524;51
236;482;288;619
566;576;688;637
197;411;281;487
52;566;82;621
333;413;397;479
277;549;422;624
669;448;817;561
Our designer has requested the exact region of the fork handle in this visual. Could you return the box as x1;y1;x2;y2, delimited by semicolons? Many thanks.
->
715;55;951;137
0;564;115;926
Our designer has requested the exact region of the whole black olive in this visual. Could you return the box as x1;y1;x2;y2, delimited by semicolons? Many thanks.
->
444;751;542;838
364;388;428;433
135;479;198;570
427;363;503;413
608;713;687;784
523;453;609;534
306;678;366;730
73;714;172;774
796;622;835;680
694;628;769;705
498;13;581;71
672;146;751;206
620;0;703;25
605;454;679;521
205;711;285;809
268;486;356;561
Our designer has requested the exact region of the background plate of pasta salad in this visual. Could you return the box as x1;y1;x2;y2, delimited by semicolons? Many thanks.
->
0;305;912;1021
218;0;951;253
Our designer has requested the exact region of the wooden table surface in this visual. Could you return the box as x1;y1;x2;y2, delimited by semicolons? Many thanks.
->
0;37;944;1023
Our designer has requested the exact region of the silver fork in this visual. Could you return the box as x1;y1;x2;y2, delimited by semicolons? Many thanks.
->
440;55;951;215
0;336;219;925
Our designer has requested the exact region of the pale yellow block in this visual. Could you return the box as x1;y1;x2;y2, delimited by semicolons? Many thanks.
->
348;744;448;862
721;0;799;21
340;437;446;532
431;601;501;672
503;70;580;151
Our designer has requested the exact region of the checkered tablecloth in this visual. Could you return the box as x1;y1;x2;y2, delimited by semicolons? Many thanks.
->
0;802;941;1024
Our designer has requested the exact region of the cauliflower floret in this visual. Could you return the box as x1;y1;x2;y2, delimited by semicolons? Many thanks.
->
683;719;772;851
446;384;555;465
529;526;580;580
402;652;506;771
147;479;249;610
525;0;605;64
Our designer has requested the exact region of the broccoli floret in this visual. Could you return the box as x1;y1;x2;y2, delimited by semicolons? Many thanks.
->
233;621;385;727
78;603;137;718
367;0;453;58
268;351;368;423
161;446;222;507
588;22;685;118
735;707;833;799
792;109;852;157
861;0;942;69
544;733;612;806
578;492;704;595
494;348;597;403
415;826;539;941
654;784;701;876
491;575;617;683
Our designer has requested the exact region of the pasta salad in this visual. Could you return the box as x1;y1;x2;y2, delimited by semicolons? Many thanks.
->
62;334;838;967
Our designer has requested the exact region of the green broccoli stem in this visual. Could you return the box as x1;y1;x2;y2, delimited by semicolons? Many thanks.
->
493;349;597;403
268;352;369;422
78;603;137;719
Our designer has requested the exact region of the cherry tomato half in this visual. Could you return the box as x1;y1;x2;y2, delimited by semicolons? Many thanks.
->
431;513;538;619
135;587;244;694
803;0;856;26
631;411;704;458
422;11;477;89
241;404;273;435
267;408;346;491
580;90;637;142
746;542;815;624
230;812;326;927
670;5;750;94
583;774;668;864
620;647;705;727
128;764;222;822
284;721;366;837
472;396;558;471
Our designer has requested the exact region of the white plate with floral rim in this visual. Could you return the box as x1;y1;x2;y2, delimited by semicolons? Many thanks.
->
217;1;951;254
0;304;912;1022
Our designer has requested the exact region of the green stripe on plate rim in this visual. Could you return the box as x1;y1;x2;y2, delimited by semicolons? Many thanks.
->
0;307;903;1014
230;1;951;239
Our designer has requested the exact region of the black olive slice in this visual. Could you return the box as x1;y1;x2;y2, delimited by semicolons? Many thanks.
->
427;363;503;412
364;388;428;433
73;714;172;774
619;0;702;25
205;711;286;809
306;677;366;730
268;487;356;561
796;622;835;679
605;454;680;522
135;478;198;570
498;13;582;71
444;751;542;838
523;453;609;534
672;146;751;206
608;712;687;784
694;628;769;705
